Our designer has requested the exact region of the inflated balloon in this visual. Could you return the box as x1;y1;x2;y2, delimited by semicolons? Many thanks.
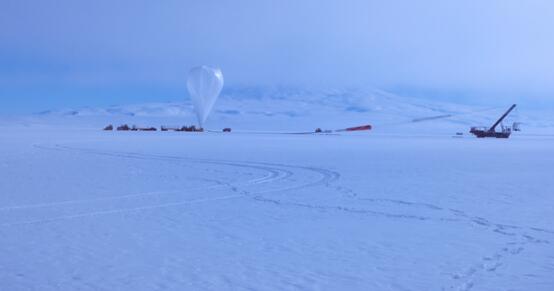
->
187;66;224;127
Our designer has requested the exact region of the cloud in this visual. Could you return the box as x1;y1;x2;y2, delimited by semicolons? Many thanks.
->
1;0;554;112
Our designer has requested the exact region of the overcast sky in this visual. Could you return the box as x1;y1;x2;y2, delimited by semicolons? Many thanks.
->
1;0;554;112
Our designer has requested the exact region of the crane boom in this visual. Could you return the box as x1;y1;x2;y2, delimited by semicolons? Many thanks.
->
488;104;516;132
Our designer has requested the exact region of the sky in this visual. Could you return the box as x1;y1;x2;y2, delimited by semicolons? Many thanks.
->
1;0;554;113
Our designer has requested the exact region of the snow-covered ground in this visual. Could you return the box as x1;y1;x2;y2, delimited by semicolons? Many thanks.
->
1;89;554;290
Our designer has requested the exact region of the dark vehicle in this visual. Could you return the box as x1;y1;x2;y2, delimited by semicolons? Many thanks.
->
103;124;113;131
178;125;204;132
470;104;517;138
117;124;130;131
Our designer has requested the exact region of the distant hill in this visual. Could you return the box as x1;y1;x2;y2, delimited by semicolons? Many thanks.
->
28;88;554;134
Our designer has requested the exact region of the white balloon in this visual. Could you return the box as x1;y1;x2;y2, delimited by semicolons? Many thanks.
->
186;66;224;127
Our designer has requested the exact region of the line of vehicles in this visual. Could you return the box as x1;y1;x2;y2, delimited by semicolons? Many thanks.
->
104;124;373;134
104;124;206;132
103;104;520;138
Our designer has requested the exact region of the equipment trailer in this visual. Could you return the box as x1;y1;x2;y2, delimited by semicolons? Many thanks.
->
470;104;517;138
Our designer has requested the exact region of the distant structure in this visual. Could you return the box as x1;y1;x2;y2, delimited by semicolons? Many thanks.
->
136;126;157;131
160;125;204;132
470;104;517;138
117;124;130;131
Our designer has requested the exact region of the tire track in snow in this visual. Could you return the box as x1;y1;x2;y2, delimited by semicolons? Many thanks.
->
5;144;552;290
325;179;554;291
0;180;227;212
1;144;331;227
330;181;554;236
51;144;337;195
114;149;470;224
37;144;554;240
0;144;286;211
0;194;246;227
448;234;549;291
112;145;554;239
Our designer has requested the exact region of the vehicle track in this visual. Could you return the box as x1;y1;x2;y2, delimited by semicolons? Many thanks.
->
51;144;339;195
326;177;554;291
4;144;553;290
1;144;337;227
3;144;288;208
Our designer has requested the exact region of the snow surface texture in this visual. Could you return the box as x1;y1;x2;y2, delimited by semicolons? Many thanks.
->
1;89;554;291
